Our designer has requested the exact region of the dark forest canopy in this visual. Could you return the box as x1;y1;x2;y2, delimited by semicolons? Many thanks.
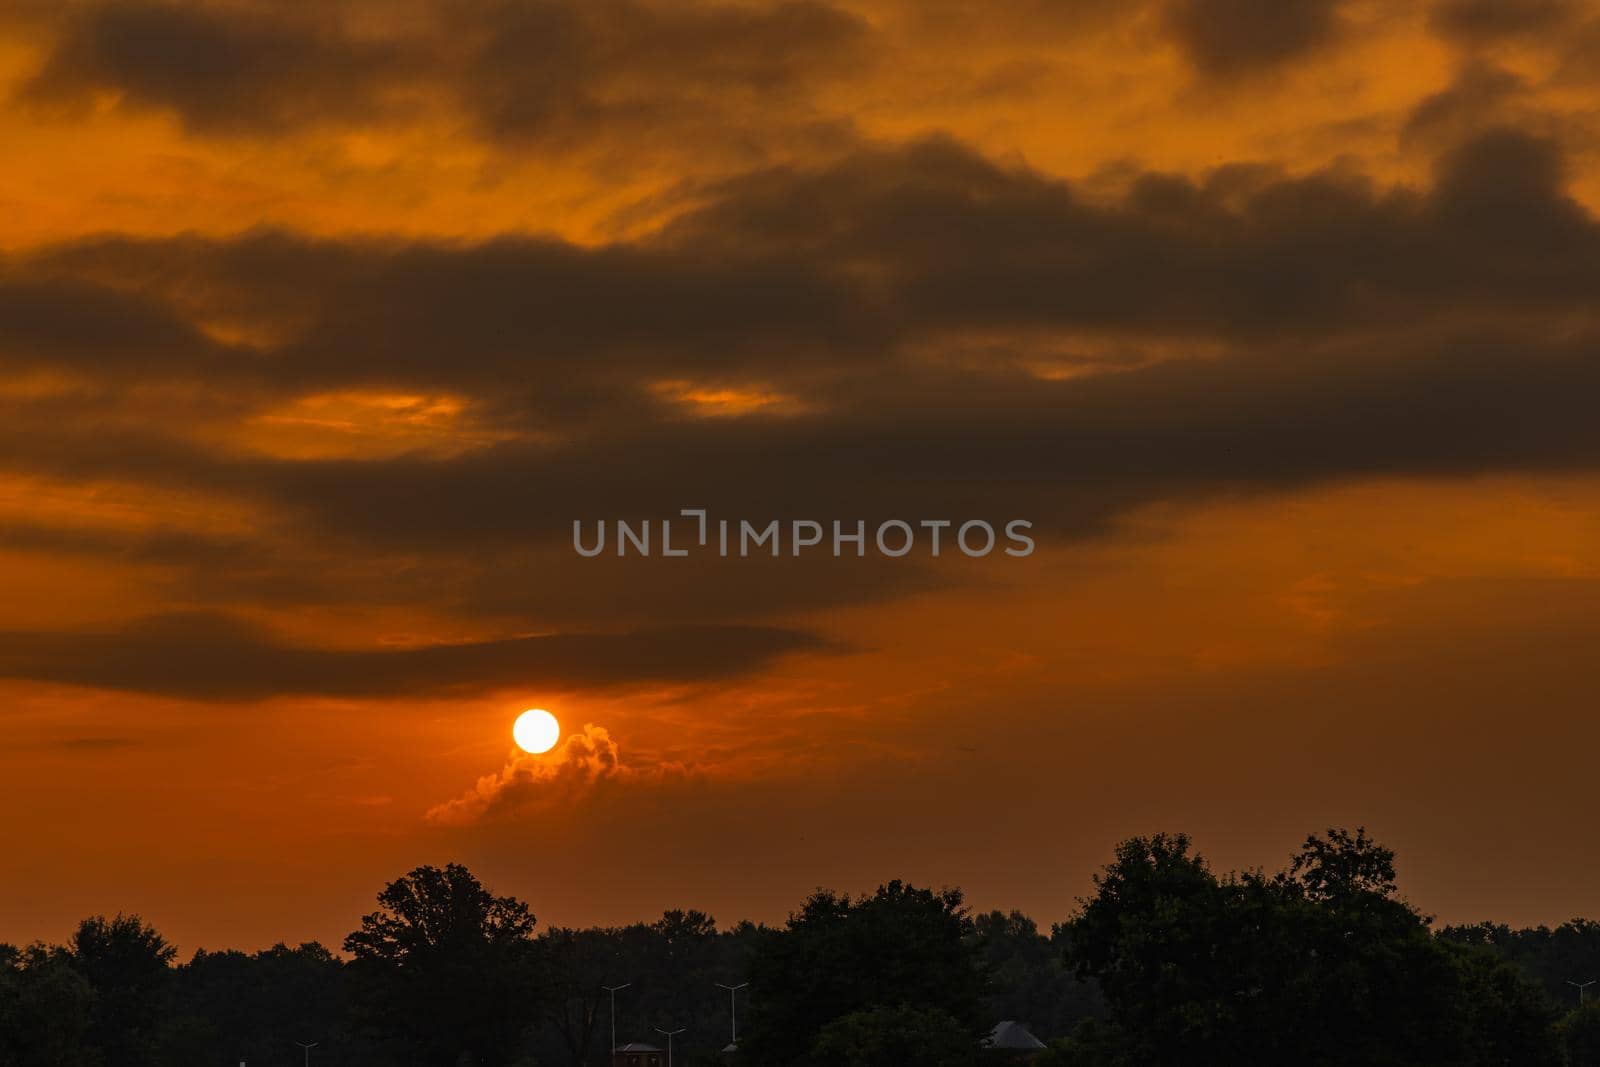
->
4;832;1600;1066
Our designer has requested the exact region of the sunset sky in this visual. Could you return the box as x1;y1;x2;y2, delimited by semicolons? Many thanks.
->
4;0;1600;954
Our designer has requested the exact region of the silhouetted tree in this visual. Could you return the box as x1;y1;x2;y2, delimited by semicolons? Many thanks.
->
974;909;1103;1041
1438;917;1600;1005
740;880;986;1064
1062;828;1561;1066
0;943;97;1066
158;941;374;1066
69;914;175;1066
1560;1001;1600;1066
343;863;539;1066
812;1003;975;1066
537;925;615;1066
1453;944;1564;1065
2;837;1589;1065
1284;825;1397;901
530;911;767;1066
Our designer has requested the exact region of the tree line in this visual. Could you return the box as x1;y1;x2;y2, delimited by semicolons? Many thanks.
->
4;828;1599;1065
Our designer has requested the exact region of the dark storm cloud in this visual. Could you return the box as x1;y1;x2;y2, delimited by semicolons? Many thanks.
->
889;0;1131;39
1425;0;1600;88
0;275;238;374
1428;0;1575;44
667;131;1595;336
19;2;407;133
6;129;1600;622
9;326;1600;564
17;228;892;413
276;238;890;395
1164;0;1345;77
1554;22;1600;86
461;0;872;144
18;129;1598;406
135;326;1600;554
450;550;949;630
0;612;834;700
1;132;1598;472
1402;63;1528;149
0;506;949;628
0;518;252;566
16;0;870;142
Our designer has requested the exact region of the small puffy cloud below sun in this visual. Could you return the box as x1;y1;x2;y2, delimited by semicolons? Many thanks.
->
425;723;686;826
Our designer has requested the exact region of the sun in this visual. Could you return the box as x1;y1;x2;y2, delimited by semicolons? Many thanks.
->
512;708;561;754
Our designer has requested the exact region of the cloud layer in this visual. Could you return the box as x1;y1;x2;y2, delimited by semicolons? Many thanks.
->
0;613;831;700
3;107;1600;699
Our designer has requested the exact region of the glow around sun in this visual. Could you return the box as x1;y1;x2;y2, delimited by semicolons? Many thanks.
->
512;708;561;754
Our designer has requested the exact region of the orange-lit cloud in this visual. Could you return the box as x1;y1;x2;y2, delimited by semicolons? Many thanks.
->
426;723;689;826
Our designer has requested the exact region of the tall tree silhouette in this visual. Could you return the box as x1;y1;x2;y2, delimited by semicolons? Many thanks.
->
740;880;986;1064
343;863;540;1066
70;914;174;1066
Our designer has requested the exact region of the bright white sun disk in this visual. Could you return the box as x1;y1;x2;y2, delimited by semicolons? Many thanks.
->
513;708;560;754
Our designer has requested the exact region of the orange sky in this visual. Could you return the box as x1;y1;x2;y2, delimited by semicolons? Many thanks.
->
4;0;1600;955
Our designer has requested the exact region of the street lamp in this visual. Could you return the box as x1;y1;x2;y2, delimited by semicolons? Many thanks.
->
655;1026;685;1067
294;1041;318;1067
1570;979;1597;1004
716;982;749;1047
603;983;631;1057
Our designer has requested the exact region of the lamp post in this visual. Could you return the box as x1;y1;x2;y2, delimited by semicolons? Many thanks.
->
294;1041;317;1067
716;982;749;1047
1571;979;1597;1004
655;1026;685;1067
603;983;631;1057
